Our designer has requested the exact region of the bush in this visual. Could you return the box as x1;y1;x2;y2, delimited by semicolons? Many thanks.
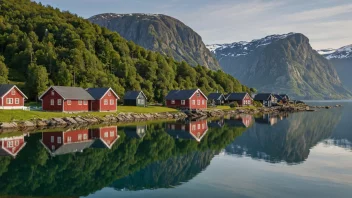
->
253;101;263;107
229;102;239;108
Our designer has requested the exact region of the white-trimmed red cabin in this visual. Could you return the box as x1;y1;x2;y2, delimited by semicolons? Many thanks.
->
0;84;28;110
86;88;119;112
165;89;208;110
166;120;208;142
0;134;27;158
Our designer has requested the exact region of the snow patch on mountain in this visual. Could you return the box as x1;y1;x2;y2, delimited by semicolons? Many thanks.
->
326;45;352;59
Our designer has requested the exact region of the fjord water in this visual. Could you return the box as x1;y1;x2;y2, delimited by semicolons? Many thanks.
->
0;102;351;198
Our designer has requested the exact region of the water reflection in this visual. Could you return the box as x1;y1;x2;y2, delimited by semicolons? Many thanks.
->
0;134;27;158
166;120;208;142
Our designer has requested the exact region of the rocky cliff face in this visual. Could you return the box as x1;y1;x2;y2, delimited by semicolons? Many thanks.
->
89;13;220;70
318;45;352;91
208;33;351;99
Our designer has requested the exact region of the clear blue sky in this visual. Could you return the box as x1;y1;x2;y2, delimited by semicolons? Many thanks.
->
34;0;352;49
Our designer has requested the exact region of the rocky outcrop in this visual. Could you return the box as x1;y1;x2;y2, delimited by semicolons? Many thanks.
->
89;13;220;70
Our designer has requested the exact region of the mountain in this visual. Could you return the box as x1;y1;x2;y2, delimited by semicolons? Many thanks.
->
0;0;251;101
88;13;220;70
207;33;351;100
318;45;352;91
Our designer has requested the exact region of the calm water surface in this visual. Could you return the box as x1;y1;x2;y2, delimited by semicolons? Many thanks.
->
0;101;351;198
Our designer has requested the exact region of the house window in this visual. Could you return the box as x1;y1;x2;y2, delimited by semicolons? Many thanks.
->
197;92;200;97
51;145;55;151
192;100;195;105
15;140;19;146
8;141;13;148
171;125;175;130
51;91;55;96
84;101;88;105
78;100;82;105
51;136;54;143
198;124;201;129
108;92;111;96
192;125;196;131
67;136;72;142
202;124;205;129
83;134;88;140
110;131;115;137
181;100;185;105
50;99;54;106
104;99;108;105
197;100;200;105
181;125;186;130
138;99;145;105
67;100;71;105
104;132;108;138
11;90;15;95
57;137;62;144
15;98;20;104
78;134;82;141
202;100;204;105
6;98;13;104
110;99;114;105
171;100;175;104
57;99;62;105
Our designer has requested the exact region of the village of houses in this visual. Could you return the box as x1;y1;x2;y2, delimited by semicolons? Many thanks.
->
0;84;291;112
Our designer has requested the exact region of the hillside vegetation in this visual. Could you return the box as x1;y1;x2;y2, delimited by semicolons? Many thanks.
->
0;0;251;101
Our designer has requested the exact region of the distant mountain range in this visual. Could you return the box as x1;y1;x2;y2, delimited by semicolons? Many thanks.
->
318;45;352;91
207;33;351;99
89;13;220;70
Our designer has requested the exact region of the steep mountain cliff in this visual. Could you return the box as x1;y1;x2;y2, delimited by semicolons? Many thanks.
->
208;33;351;99
89;13;220;70
318;45;352;91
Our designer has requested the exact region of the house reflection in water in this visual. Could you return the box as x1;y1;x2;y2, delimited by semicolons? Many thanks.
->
225;115;253;128
208;119;225;128
166;120;208;142
40;126;119;156
0;134;27;158
255;114;279;126
123;125;147;139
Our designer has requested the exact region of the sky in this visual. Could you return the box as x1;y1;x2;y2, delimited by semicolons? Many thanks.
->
34;0;352;49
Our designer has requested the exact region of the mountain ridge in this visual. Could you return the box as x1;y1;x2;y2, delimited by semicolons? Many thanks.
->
89;13;221;70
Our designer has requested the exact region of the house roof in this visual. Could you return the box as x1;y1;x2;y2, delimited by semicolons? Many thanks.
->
51;141;94;156
254;93;273;101
0;84;28;99
208;93;224;100
39;86;95;100
124;91;147;100
165;89;207;100
86;87;119;100
274;94;282;100
226;93;250;100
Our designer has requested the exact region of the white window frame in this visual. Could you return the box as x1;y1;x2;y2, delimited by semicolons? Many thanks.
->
110;131;114;137
78;134;82;141
104;99;108;105
57;99;62;105
110;99;114;105
198;124;201;129
84;100;88;105
67;136;72;142
15;98;20;104
83;134;88;140
11;90;16;95
181;100;185;105
192;100;195;105
78;100;82;105
171;100;175;104
51;136;54;143
57;137;62;144
67;100;72;105
51;90;55;96
202;100;204;105
104;132;109;138
108;92;111;96
197;92;200;97
197;100;200;105
8;141;13;148
192;125;196;131
6;98;13;104
50;99;54;106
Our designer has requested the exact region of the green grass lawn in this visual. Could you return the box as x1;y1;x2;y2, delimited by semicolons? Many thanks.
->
208;105;258;111
0;106;178;122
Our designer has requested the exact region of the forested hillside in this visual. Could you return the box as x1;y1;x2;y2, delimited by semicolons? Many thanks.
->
0;0;252;101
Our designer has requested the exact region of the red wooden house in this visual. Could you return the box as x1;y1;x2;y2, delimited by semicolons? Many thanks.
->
0;84;28;110
39;86;95;112
225;92;253;106
0;134;27;158
166;120;208;142
86;88;119;112
165;89;208;110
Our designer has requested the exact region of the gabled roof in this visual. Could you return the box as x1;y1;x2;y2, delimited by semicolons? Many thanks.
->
124;90;147;100
226;93;250;100
274;94;282;100
0;84;28;99
50;141;94;156
254;93;273;101
208;93;224;100
39;86;95;100
165;89;208;100
86;87;119;100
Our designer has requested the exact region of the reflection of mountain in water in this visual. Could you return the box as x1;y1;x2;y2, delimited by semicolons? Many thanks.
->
111;150;215;190
225;110;342;164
